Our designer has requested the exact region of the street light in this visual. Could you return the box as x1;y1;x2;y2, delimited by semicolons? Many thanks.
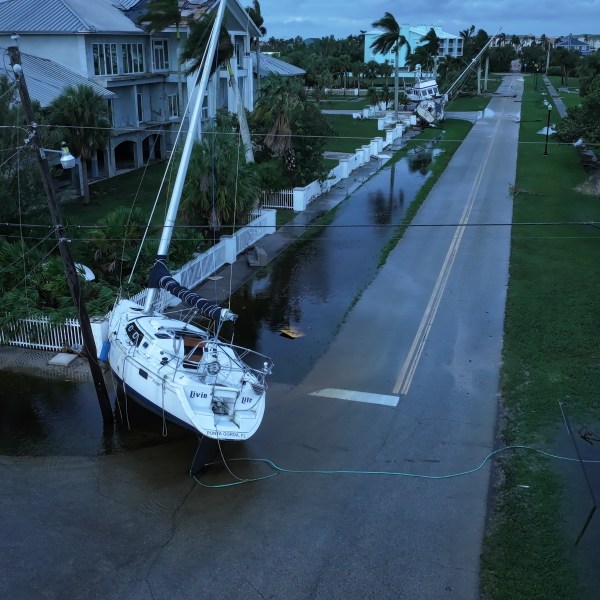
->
543;104;552;155
41;143;84;196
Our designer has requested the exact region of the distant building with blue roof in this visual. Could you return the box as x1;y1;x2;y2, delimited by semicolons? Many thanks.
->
555;34;593;55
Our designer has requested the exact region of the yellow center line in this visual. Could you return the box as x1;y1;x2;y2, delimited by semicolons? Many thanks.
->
393;112;504;396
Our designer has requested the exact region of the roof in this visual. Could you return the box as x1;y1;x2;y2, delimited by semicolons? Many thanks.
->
365;25;459;39
112;0;141;9
126;0;260;34
252;53;305;77
1;47;116;107
0;0;143;34
124;0;211;26
408;25;460;40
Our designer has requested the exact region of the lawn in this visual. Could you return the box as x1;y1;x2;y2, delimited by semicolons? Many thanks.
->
323;114;381;153
319;96;371;110
63;162;172;227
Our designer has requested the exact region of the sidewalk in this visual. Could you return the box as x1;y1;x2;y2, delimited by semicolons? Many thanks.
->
194;134;413;305
542;75;568;118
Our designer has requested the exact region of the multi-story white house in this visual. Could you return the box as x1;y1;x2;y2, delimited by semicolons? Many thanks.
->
364;24;463;73
0;0;261;179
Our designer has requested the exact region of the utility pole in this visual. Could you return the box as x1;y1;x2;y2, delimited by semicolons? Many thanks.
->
8;46;113;424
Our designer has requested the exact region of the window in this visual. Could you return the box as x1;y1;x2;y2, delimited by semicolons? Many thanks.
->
137;93;144;123
168;94;179;118
152;39;170;71
107;98;114;126
122;43;145;74
235;40;244;65
93;43;118;76
201;93;209;121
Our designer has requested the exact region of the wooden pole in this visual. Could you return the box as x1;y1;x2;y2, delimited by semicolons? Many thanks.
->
8;46;113;424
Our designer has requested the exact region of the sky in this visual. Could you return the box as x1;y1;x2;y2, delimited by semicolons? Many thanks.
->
254;0;600;40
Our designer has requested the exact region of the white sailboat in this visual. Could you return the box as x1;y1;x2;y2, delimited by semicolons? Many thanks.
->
107;0;272;443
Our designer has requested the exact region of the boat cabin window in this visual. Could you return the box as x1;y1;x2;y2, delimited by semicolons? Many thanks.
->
126;322;144;347
182;336;207;366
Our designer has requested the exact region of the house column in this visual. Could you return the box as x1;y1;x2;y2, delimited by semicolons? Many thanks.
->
107;142;116;178
134;138;143;169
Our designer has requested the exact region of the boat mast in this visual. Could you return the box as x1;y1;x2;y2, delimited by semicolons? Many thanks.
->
144;0;228;314
444;28;501;102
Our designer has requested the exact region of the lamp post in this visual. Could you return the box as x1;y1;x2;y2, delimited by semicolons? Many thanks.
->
8;45;113;425
39;144;84;200
543;104;552;155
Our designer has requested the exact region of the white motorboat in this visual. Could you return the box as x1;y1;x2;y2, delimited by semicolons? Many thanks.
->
405;65;441;103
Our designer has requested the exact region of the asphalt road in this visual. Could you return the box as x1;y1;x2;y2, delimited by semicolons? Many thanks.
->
0;75;522;600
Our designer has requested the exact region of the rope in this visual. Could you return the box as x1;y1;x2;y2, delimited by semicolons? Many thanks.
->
191;444;600;489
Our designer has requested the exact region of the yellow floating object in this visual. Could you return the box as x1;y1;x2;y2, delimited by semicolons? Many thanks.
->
279;327;304;339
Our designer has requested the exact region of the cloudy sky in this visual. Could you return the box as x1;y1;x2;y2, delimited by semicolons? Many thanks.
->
255;0;599;40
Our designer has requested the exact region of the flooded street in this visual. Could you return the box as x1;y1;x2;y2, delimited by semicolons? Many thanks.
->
229;151;438;384
1;149;440;456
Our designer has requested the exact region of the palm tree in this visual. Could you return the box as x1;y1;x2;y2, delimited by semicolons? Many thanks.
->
86;206;152;286
406;45;435;75
252;75;302;156
378;59;393;87
181;125;260;240
48;84;111;205
370;12;411;120
351;61;365;89
137;0;183;119
181;8;254;164
245;1;266;95
420;27;441;74
365;60;379;87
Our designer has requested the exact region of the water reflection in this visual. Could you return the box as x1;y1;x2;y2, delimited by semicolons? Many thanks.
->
229;152;441;384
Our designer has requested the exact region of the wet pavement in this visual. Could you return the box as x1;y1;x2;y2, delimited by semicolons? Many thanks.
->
3;104;528;600
0;120;463;599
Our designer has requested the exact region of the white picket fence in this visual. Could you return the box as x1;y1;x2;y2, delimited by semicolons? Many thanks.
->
0;316;83;352
261;189;294;209
0;210;276;354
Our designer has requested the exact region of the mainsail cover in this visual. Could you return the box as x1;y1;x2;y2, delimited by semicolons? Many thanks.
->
148;259;236;322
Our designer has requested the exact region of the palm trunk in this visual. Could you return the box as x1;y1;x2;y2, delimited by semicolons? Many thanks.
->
80;158;90;205
256;40;261;97
394;48;399;120
226;60;254;164
176;26;183;118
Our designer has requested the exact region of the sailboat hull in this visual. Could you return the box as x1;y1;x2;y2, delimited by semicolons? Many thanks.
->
108;300;270;440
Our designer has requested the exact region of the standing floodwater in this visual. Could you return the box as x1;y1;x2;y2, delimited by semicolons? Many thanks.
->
0;149;441;455
229;151;440;383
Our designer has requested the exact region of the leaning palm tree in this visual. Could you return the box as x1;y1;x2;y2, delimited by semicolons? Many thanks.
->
137;0;184;119
48;85;111;205
245;0;266;95
370;12;411;120
181;9;254;163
